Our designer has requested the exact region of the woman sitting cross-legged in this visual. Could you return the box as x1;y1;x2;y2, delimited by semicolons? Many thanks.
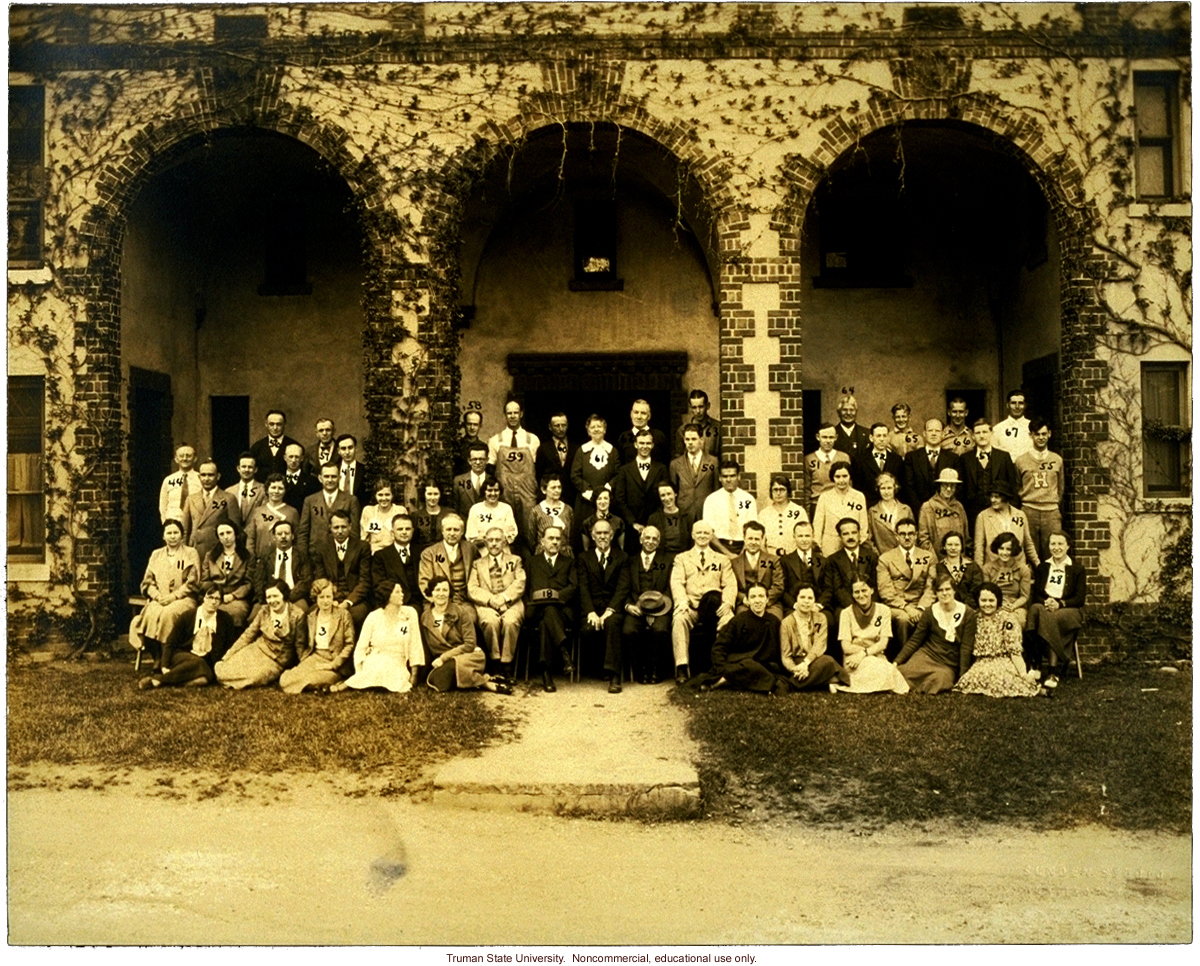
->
832;578;909;694
332;581;425;693
895;573;976;694
778;586;847;691
278;578;356;694
954;582;1043;698
422;576;512;695
137;583;234;689
214;578;306;689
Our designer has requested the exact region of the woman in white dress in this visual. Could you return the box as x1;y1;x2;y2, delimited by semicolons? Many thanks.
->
833;579;909;694
360;482;398;554
812;462;871;558
333;582;425;693
758;474;809;558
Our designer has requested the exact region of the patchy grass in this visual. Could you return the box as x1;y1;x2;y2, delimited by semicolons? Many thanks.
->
679;664;1191;833
8;662;516;787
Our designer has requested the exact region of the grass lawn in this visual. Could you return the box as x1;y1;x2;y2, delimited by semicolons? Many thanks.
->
678;664;1191;833
8;662;515;791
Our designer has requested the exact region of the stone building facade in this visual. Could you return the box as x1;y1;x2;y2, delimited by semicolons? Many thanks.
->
7;3;1191;660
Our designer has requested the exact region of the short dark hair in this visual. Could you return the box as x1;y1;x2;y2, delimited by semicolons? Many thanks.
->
330;509;352;524
265;409;286;421
869;422;889;434
835;517;860;535
237;450;255;462
830;460;853;479
265;472;285;486
769;474;792;495
468;441;489;456
1029;418;1051;434
1007;389;1026;401
336;433;357;447
972;418;992;430
743;520;766;535
977;581;1005;606
940;531;964;550
990;531;1022;555
891;402;911;416
271;519;294;534
719;459;740;473
688;389;709;403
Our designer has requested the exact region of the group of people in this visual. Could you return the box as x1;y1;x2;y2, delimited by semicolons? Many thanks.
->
130;387;1084;698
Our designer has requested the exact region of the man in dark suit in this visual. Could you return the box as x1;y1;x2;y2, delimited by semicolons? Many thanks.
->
611;429;669;537
578;518;631;693
454;409;485;476
779;520;831;614
305;417;337;478
617;398;669;466
453;442;490;516
282;443;320;512
730;521;785;620
371;513;421;609
298;463;362;561
335;434;369;506
676;389;721;459
853;423;907;506
526;525;577;693
833;393;872;459
822;517;880;619
249;409;299;482
960;419;1020;528
534;412;579;508
310;509;371;633
182;460;237;561
621;524;675;683
904;418;961;517
251;520;312;614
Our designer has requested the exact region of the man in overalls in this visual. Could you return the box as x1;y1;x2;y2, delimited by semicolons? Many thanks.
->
488;399;540;548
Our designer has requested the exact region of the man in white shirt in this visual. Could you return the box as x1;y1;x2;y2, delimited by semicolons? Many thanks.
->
805;424;850;515
993;389;1033;460
252;520;311;615
335;434;368;505
702;459;758;556
487;400;540;533
159;443;201;524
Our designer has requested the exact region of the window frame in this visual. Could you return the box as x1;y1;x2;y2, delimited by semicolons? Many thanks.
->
7;374;47;568
8;84;46;270
1140;361;1191;499
1133;71;1182;201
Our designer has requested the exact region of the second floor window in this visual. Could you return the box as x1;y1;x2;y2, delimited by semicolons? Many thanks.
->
1134;72;1181;199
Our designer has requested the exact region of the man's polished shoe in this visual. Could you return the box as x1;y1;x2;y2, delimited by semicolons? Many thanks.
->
608;678;623;694
675;666;689;686
542;670;557;693
560;646;575;677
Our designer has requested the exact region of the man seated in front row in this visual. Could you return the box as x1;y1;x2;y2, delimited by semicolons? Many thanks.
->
526;525;577;693
622;524;674;684
692;584;795;695
669;520;736;684
731;520;785;620
578;518;630;693
251;519;311;618
371;512;421;609
417;513;477;621
876;518;935;654
467;526;526;679
310;509;371;634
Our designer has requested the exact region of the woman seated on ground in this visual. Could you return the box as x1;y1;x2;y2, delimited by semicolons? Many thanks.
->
580;488;626;553
411;478;449;553
779;586;847;691
137;584;234;689
526;473;574;558
465;477;520;550
332;581;425;693
278;578;356;694
129;519;201;667
934;532;984;606
243;473;298;559
954;582;1043;698
758;474;808;558
421;576;512;695
1027;531;1088;689
646;480;691;554
812;462;871;558
361;482;399;555
201;522;253;629
832;579;909;694
895;573;976;694
868;472;914;554
214;578;306;689
981;532;1031;630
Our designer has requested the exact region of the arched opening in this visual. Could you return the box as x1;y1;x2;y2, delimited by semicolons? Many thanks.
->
801;121;1061;450
456;122;719;447
120;129;365;587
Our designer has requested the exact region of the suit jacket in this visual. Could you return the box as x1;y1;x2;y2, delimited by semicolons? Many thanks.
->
626;549;675;603
163;607;236;671
834;422;872;459
904;447;962;516
370;542;421;609
224;480;265;533
779;547;831;612
731;551;785;609
669;453;720;518
298;489;362;561
669;545;736;611
200;549;253;607
852;448;907;506
677;416;721;459
243;502;299;559
617;426;669;466
250;434;300;482
1029;560;1087;609
611;460;669;529
252;545;312;605
311;534;371;605
283;470;321;513
417;540;478;602
467;551;527;608
535;437;580;506
578;547;631;616
305;439;338;478
453;471;488;517
527;552;578;615
335;459;370;506
961;447;1021;516
182;488;237;561
823;545;881;611
877;546;936;610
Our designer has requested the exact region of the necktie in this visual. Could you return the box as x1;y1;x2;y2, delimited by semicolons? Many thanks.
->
691;456;700;474
342;466;352;491
490;557;501;581
399;547;408;563
269;439;279;454
242;485;250;498
638;461;649;477
600;553;608;571
288;474;297;485
510;429;517;448
849;552;857;570
179;472;189;504
876;452;886;468
929;450;937;466
729;491;737;536
905;550;912;568
337;543;346;561
557;440;567;463
699;550;706;569
643;554;652;570
979;451;989;467
802;553;810;566
277;551;288;578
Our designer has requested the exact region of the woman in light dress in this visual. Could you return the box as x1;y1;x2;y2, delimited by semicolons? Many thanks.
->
333;582;425;693
214;579;306;689
833;579;909;694
129;519;201;663
981;532;1032;630
201;522;253;628
360;482;399;554
466;477;520;549
278;578;356;694
243;474;298;558
758;474;809;558
422;576;512;694
867;472;914;554
812;462;871;558
954;582;1043;698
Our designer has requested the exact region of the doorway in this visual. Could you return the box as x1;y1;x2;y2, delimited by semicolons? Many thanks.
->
128;367;173;588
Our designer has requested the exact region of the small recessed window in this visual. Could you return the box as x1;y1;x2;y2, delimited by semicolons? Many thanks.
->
570;200;623;291
8;85;45;268
1141;362;1190;497
1134;72;1181;199
214;15;269;41
8;375;46;561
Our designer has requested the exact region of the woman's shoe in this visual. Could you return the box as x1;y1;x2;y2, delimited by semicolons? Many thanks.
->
489;681;513;695
1043;674;1060;689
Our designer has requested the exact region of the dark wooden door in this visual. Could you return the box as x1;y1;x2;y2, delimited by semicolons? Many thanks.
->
128;367;173;590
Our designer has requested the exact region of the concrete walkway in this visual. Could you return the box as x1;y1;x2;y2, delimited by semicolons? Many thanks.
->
432;678;702;818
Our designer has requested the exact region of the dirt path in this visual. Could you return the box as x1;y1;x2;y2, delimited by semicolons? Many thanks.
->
7;764;1191;945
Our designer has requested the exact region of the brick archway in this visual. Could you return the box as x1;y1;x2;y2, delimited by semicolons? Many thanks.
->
775;96;1112;600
